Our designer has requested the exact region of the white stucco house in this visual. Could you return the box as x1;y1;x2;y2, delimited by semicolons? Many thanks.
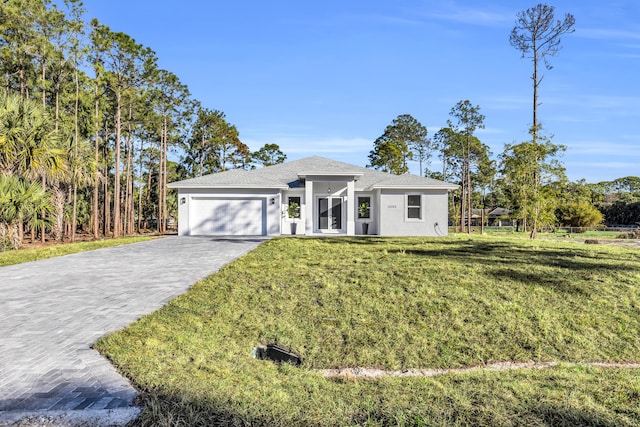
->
168;156;458;237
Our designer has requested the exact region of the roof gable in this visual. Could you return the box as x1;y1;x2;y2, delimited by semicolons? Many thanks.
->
168;156;458;190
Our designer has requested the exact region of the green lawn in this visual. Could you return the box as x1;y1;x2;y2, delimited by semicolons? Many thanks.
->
0;235;155;267
96;235;640;426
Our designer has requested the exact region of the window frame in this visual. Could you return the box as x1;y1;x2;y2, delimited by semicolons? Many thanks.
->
357;195;371;220
287;196;301;220
406;194;422;221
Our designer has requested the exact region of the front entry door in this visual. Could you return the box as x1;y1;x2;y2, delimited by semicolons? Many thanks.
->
318;197;343;231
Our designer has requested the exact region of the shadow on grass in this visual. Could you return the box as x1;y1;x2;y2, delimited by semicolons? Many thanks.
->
132;391;263;427
490;268;589;295
131;391;632;427
528;404;631;427
309;236;391;245
395;240;637;274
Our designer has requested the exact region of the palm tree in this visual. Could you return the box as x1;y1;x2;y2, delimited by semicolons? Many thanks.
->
0;91;66;242
0;174;52;250
0;92;65;180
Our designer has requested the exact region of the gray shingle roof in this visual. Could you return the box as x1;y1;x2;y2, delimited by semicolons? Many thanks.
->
168;156;458;191
488;207;511;217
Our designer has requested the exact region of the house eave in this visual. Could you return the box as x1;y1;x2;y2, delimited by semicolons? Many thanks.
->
371;184;460;191
297;171;364;180
167;183;289;190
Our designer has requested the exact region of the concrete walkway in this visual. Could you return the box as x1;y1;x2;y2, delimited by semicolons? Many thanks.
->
0;236;266;425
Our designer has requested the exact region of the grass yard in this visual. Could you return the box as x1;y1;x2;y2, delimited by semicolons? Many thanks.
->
96;235;640;426
0;235;155;267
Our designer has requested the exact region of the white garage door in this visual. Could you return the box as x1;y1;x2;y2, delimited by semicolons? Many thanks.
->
190;198;265;235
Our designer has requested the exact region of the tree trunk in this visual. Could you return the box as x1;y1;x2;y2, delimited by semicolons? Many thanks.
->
93;86;100;239
55;90;59;131
124;130;131;234
71;185;77;240
71;67;80;242
459;185;466;234
127;104;135;234
467;158;472;234
19;67;25;97
137;140;145;232
162;117;168;234
530;40;540;239
157;129;163;233
158;113;168;234
9;223;22;249
113;92;122;238
146;151;153;204
41;61;46;108
41;176;46;243
104;134;111;236
200;134;204;176
51;182;66;241
104;179;110;236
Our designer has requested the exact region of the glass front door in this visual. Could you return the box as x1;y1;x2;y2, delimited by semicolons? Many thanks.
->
318;197;342;231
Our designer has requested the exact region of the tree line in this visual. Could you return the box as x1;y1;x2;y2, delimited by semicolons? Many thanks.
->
368;108;638;233
0;0;285;250
368;4;638;233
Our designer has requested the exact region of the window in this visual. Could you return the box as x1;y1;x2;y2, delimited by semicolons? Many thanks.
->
407;195;421;219
288;196;301;219
357;196;371;219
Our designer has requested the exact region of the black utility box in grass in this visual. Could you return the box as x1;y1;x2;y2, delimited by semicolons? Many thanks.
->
253;343;302;366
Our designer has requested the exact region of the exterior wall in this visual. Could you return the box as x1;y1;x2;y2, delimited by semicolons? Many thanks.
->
176;188;281;236
377;189;450;236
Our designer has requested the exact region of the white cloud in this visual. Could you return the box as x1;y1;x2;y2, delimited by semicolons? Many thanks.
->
485;96;529;111
243;135;372;156
476;126;507;136
564;159;640;182
565;141;640;157
349;14;425;27
416;1;512;27
617;53;640;59
577;28;640;41
572;160;639;170
543;94;640;111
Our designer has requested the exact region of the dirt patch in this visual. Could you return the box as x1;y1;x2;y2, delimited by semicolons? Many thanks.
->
585;239;640;248
319;361;640;379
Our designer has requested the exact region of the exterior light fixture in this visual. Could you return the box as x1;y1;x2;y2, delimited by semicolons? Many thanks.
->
327;187;331;194
180;197;186;205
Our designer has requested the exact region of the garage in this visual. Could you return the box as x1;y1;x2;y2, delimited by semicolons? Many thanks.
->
189;197;266;236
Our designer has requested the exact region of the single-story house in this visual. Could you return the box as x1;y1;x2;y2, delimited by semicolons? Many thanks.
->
488;207;512;227
168;156;458;237
470;208;490;226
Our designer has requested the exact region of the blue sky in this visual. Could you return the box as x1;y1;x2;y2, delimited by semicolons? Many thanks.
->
81;0;639;183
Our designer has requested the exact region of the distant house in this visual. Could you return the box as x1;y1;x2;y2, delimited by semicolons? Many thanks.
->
168;156;458;237
488;207;512;227
470;209;490;226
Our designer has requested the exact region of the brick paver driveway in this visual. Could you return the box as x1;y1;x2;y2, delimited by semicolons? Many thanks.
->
0;236;266;420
